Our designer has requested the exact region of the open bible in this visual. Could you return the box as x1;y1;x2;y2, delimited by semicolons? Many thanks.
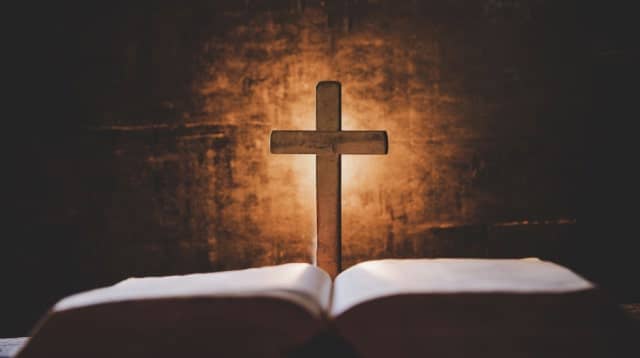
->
15;259;632;357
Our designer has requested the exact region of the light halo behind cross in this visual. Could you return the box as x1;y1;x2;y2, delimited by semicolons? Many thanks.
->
270;81;389;278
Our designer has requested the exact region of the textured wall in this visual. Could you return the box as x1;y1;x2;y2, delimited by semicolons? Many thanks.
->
5;0;638;335
15;0;584;281
80;0;585;274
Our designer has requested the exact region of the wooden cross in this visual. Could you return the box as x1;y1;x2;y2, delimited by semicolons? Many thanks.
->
270;81;388;278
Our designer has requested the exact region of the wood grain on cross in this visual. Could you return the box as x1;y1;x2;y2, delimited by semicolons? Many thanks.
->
270;81;388;278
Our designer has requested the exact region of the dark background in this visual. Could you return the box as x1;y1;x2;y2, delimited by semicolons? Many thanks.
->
3;0;639;336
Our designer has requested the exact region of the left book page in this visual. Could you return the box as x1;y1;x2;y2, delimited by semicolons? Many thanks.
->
17;263;331;358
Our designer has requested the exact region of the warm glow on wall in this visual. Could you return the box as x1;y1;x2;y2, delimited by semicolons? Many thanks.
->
194;7;515;269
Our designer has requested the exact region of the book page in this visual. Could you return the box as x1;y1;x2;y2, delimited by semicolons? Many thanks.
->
55;263;332;318
331;258;594;317
0;338;28;358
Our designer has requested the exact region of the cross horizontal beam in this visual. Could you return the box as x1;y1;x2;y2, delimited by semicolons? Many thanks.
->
270;130;388;155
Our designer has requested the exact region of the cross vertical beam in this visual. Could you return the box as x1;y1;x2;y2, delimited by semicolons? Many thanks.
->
316;81;342;278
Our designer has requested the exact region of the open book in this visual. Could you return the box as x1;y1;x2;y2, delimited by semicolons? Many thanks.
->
15;259;631;357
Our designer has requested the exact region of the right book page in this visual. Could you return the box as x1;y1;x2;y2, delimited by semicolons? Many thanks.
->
331;258;593;316
330;258;630;358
